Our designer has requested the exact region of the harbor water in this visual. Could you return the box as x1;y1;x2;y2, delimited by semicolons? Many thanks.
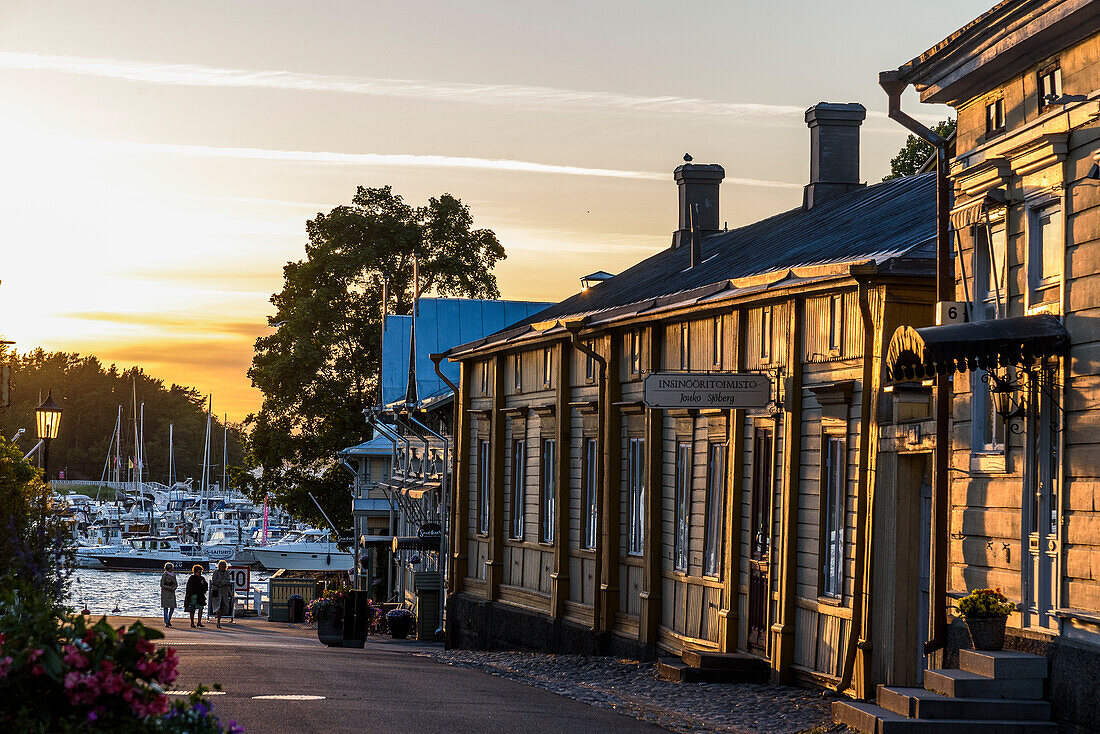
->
67;568;272;617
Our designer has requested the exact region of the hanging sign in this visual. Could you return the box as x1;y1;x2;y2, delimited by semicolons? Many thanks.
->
643;372;771;409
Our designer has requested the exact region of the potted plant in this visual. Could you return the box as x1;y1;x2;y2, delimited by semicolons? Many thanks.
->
305;590;347;647
957;588;1015;651
386;608;415;639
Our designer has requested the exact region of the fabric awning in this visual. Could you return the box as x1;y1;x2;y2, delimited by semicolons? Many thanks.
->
950;189;1007;230
885;314;1068;383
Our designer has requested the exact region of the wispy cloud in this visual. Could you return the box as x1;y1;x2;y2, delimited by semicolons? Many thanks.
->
74;135;802;187
0;52;937;124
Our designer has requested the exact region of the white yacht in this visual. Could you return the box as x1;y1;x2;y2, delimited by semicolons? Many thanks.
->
94;536;210;571
250;529;353;572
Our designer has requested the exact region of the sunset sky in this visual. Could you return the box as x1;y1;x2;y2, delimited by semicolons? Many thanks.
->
0;0;991;421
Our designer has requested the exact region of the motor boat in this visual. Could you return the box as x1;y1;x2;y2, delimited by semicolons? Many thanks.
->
250;529;353;572
94;535;211;572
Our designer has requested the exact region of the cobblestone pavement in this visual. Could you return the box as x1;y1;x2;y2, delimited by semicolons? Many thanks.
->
425;650;848;734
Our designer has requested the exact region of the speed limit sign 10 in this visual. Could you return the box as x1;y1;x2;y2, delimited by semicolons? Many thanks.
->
936;301;966;326
228;566;251;595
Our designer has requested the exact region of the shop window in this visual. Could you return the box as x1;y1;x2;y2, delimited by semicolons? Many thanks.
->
627;438;645;556
703;442;726;577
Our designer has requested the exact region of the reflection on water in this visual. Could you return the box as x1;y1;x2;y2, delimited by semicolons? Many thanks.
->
67;569;270;617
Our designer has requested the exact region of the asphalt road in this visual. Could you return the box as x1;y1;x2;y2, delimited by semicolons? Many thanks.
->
111;617;667;734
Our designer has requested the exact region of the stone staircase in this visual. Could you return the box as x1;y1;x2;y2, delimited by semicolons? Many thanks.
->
833;649;1056;733
657;650;769;684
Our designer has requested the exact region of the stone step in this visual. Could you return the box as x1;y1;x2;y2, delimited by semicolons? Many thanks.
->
679;649;767;674
833;701;1057;734
876;686;1051;720
924;669;1044;700
959;649;1048;679
656;656;767;684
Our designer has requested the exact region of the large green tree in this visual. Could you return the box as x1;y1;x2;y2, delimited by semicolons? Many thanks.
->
246;186;505;529
882;118;957;181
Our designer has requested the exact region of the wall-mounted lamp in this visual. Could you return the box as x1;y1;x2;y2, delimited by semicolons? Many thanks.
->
1087;151;1100;180
986;369;1026;429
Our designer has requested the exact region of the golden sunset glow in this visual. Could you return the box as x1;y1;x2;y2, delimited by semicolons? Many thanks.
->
0;0;992;420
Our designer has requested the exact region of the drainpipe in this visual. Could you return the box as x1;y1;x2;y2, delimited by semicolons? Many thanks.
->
880;71;952;660
836;275;877;695
407;409;449;637
564;319;608;647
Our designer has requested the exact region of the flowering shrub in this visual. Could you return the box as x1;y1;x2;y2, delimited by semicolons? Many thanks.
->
385;608;414;622
304;589;348;626
160;687;244;734
957;588;1015;619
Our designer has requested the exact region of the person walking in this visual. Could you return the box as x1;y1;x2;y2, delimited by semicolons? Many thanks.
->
210;560;234;629
160;562;178;627
184;565;208;628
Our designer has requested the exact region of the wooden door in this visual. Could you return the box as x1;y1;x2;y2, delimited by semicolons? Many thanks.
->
747;428;773;655
1024;365;1060;631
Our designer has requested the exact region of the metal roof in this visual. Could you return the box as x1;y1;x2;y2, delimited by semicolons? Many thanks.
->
517;173;936;327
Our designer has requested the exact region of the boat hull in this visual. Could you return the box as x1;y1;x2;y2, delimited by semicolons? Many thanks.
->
251;548;353;572
96;555;211;572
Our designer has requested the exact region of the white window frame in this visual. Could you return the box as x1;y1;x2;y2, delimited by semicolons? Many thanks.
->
477;439;490;535
539;438;555;544
582;437;598;549
480;360;489;394
585;341;596;382
1027;200;1063;308
761;306;772;362
704;442;726;577
629;331;641;375
627;438;645;556
674;442;692;572
972;215;1008;458
513;353;523;392
680;322;690;371
543;348;552;386
829;295;844;354
510;439;525;539
821;435;845;599
712;316;722;367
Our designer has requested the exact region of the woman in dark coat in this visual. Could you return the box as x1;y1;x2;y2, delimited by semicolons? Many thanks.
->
210;560;234;629
184;565;208;628
160;562;178;627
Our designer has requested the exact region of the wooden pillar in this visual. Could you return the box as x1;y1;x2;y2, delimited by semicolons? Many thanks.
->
450;360;472;592
601;331;622;634
550;338;571;617
772;298;803;683
486;352;506;601
639;324;663;646
719;310;744;653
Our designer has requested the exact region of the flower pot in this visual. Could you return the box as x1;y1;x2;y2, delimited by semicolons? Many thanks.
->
965;616;1007;651
388;615;412;639
317;614;343;647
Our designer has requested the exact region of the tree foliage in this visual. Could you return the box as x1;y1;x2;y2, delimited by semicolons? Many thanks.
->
0;349;245;486
882;118;956;181
246;186;505;529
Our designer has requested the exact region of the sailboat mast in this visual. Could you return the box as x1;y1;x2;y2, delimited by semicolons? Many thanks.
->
168;423;174;486
200;396;212;510
222;414;228;498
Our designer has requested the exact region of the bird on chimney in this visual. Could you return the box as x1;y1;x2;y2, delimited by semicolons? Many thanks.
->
683;153;693;162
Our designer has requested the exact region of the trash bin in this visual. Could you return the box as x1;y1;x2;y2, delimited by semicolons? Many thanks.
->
287;594;305;623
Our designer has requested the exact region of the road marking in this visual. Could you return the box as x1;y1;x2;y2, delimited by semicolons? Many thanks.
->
166;691;226;696
252;694;326;701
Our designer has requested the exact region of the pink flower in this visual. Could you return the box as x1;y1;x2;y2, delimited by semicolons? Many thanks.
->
135;638;155;655
63;671;81;690
63;645;89;669
0;632;6;647
28;648;43;663
0;657;12;678
31;664;44;676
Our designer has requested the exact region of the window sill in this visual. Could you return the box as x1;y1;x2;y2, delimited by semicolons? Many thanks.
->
818;595;843;606
970;452;1007;474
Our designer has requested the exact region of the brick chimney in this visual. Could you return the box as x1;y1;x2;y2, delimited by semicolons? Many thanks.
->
672;163;724;253
803;102;866;209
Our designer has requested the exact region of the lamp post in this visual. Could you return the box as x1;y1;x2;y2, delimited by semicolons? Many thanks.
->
35;391;63;483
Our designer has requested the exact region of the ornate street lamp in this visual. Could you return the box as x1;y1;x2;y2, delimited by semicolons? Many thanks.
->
35;390;63;482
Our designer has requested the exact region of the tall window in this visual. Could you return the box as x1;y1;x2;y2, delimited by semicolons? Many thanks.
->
986;97;1005;136
829;295;844;353
629;331;641;375
543;348;552;386
627;438;645;556
974;218;1007;452
513;353;523;392
480;360;489;394
1038;63;1062;111
761;307;772;362
680;322;690;371
510;440;525;539
477;440;490;534
822;437;845;598
585;341;596;382
539;439;555;543
712;316;722;367
674;442;692;572
750;429;773;559
1029;203;1062;301
704;442;726;577
582;438;598;549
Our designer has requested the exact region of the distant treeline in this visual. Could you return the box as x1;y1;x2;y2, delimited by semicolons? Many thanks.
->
0;349;246;483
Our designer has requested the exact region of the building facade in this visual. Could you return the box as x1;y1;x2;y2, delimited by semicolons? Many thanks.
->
443;103;940;696
879;1;1100;730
